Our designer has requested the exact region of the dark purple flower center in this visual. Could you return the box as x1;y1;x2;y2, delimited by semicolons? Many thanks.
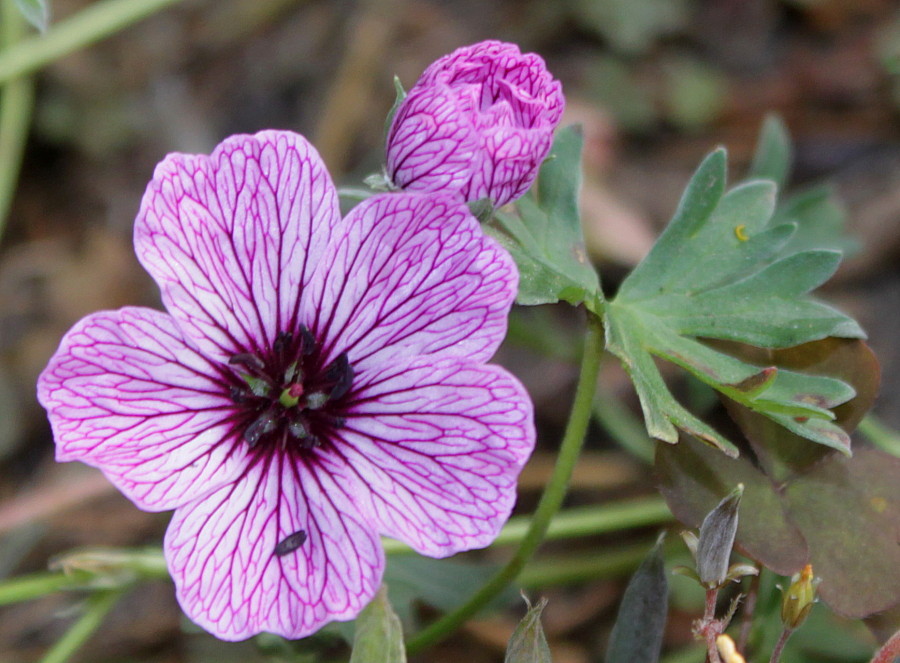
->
227;327;353;454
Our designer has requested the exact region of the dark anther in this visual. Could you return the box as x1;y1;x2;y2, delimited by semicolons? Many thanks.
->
288;419;309;439
244;409;277;448
229;385;249;404
274;530;308;556
298;434;322;450
273;331;293;357
229;353;266;372
324;352;354;400
298;325;316;356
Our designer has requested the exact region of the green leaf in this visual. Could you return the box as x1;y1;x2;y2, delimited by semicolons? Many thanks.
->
605;537;668;663
505;596;552;663
14;0;49;32
716;338;881;478
485;126;602;312
657;439;900;619
748;114;791;191
604;148;864;454
350;584;405;663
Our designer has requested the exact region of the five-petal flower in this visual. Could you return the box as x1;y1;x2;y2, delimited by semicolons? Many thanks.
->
38;130;535;640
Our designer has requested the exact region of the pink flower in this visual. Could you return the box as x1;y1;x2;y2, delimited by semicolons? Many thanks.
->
386;40;565;208
38;131;535;640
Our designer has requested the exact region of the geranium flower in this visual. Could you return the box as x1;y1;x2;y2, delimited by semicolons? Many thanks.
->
386;40;565;208
38;131;535;640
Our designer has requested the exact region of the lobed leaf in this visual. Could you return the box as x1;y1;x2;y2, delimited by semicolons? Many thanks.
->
486;126;602;312
605;146;864;455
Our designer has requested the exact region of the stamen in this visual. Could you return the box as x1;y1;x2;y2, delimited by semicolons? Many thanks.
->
288;419;309;439
274;530;308;556
299;325;316;356
324;352;354;400
244;409;277;447
305;392;328;410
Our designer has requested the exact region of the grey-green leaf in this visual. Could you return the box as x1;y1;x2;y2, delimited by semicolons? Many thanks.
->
350;585;405;663
605;537;668;663
505;597;552;663
748;114;791;190
14;0;49;32
604;145;863;455
485;126;602;312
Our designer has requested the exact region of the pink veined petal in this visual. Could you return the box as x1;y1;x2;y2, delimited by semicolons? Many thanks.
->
386;84;478;193
36;307;244;511
326;355;535;557
465;125;553;208
134;130;340;362
165;454;384;640
301;192;518;372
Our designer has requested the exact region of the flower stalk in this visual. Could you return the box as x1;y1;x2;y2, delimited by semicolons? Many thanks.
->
406;310;604;653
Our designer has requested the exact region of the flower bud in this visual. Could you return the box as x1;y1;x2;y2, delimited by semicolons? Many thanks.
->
781;564;819;630
696;484;743;588
386;40;565;208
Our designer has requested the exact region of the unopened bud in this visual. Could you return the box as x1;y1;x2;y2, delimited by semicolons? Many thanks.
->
781;564;819;629
696;484;743;588
716;634;747;663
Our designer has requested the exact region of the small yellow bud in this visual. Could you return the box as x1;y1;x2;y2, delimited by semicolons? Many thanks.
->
781;564;819;630
716;634;747;663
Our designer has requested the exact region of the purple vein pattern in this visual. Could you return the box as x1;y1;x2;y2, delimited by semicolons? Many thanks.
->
386;40;565;208
37;131;535;640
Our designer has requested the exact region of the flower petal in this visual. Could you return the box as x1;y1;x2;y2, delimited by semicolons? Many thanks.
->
465;126;554;208
302;192;517;371
165;455;384;640
386;83;479;193
331;355;535;556
37;307;244;511
135;130;340;362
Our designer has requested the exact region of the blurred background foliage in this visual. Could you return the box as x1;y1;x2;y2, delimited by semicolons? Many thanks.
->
0;0;899;661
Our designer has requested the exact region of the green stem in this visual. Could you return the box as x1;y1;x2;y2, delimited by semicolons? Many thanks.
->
0;0;186;85
405;311;605;654
39;589;123;663
858;415;900;457
0;0;35;240
0;570;91;606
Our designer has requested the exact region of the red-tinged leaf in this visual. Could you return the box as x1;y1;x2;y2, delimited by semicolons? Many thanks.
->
655;437;807;575
784;448;900;618
715;338;880;478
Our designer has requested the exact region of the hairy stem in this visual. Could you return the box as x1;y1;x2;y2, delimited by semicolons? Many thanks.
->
704;588;723;663
0;0;186;85
769;628;793;663
405;311;605;654
39;590;123;663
